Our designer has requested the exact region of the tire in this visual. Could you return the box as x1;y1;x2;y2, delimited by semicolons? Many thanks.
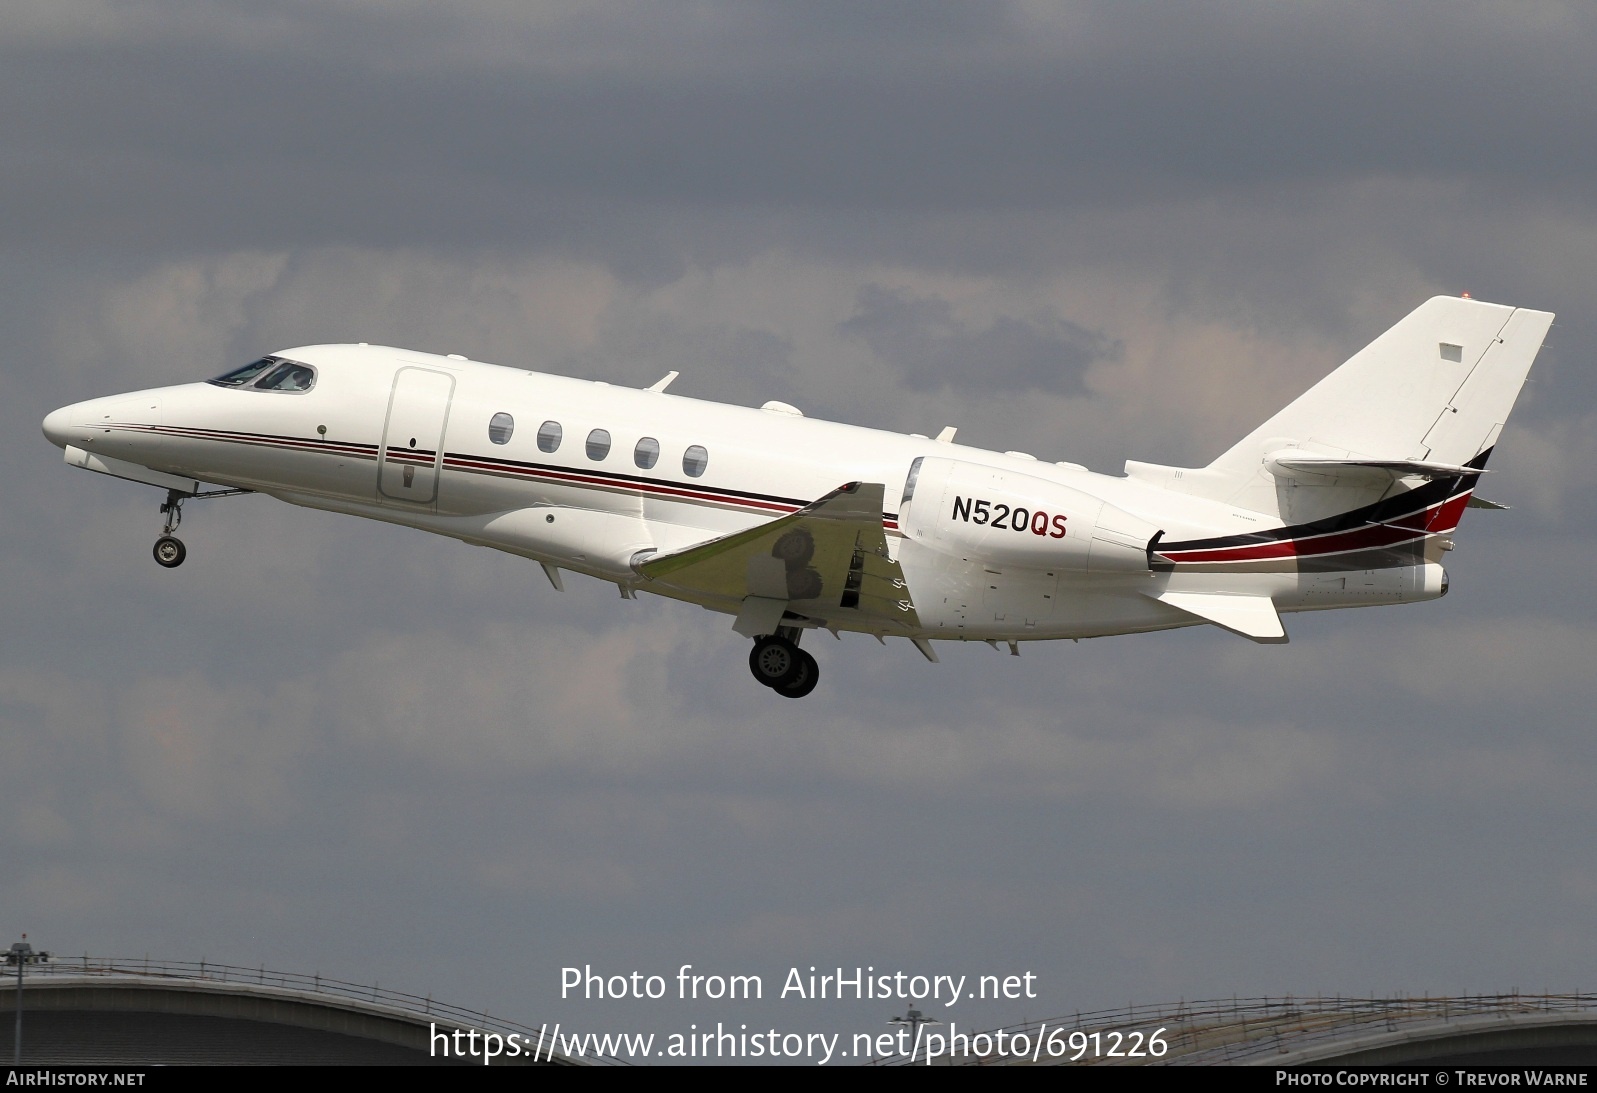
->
774;650;819;698
153;536;187;568
748;635;801;688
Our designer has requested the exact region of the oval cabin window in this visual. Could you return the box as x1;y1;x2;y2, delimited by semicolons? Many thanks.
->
537;420;562;453
488;413;514;445
634;437;660;470
683;444;709;478
586;428;612;461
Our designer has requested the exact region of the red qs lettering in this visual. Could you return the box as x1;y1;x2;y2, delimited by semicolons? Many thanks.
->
1031;510;1050;536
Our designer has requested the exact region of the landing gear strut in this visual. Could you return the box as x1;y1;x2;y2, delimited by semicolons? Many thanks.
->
748;629;819;699
154;490;188;568
149;485;251;569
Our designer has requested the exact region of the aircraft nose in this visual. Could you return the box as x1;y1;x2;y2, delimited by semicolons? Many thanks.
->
42;404;78;449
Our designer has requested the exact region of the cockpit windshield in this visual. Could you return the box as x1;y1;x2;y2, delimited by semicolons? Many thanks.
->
255;361;316;391
208;358;280;387
207;357;316;393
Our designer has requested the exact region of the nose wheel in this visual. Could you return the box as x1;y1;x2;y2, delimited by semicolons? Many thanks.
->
153;535;187;568
146;485;250;569
748;633;820;698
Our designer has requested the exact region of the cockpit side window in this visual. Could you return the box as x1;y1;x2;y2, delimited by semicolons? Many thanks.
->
207;357;316;392
208;358;279;388
255;362;316;392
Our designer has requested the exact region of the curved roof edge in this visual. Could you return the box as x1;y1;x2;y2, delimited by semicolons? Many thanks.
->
3;957;611;1066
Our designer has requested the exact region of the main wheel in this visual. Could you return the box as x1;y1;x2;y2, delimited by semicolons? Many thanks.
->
153;535;187;568
774;649;819;699
749;635;802;688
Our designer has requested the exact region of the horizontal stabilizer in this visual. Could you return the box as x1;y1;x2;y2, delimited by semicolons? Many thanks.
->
1466;495;1509;511
1266;453;1485;482
1146;590;1288;644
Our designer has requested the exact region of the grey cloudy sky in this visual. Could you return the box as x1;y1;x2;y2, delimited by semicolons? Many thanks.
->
4;0;1597;1060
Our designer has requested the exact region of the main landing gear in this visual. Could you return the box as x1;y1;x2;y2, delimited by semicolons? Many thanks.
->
150;486;251;569
748;630;819;699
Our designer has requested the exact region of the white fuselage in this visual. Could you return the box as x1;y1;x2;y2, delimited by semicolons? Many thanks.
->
43;343;1450;646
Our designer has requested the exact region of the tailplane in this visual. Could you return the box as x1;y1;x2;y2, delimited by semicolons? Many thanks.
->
1125;296;1554;522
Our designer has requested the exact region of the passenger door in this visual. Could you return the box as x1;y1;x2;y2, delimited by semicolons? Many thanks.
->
377;366;455;507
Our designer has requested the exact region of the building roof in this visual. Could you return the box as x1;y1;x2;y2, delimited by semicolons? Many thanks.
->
1;956;617;1066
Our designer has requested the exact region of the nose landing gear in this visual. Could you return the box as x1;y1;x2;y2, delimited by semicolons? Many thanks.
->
149;485;251;569
153;490;188;568
749;630;819;699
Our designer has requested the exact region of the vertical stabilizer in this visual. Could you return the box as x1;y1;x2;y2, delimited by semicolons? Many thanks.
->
1127;297;1554;520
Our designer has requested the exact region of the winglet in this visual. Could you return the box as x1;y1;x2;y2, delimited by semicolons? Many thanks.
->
1147;590;1289;644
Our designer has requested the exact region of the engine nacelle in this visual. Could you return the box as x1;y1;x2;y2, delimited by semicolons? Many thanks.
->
900;456;1161;573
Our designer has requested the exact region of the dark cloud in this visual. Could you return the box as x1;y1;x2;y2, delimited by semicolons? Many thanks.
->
6;2;1597;259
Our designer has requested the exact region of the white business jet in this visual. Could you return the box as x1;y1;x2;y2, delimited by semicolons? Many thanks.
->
42;295;1551;698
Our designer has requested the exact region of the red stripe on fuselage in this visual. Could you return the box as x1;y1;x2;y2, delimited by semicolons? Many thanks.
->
442;454;799;514
104;422;904;527
1158;492;1471;564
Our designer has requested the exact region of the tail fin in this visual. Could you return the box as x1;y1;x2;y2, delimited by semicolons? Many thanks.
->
1126;296;1554;521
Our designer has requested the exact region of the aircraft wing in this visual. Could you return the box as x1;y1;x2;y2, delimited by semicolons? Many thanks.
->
635;481;920;635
